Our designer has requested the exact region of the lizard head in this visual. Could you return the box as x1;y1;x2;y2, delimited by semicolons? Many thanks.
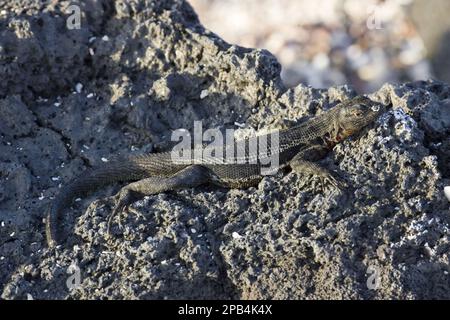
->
334;96;384;140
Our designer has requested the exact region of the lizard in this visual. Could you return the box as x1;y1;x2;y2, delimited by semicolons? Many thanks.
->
45;95;383;247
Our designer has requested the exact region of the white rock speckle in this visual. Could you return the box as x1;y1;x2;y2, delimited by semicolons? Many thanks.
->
200;89;209;99
232;232;242;239
444;186;450;202
75;83;83;93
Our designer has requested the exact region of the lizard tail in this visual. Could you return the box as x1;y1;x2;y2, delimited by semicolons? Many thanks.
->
45;161;147;247
45;187;77;248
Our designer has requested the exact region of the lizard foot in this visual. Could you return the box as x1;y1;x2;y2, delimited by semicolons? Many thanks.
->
106;188;135;237
318;171;347;191
290;158;347;192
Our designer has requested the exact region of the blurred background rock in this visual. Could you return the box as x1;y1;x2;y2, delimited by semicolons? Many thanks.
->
189;0;450;93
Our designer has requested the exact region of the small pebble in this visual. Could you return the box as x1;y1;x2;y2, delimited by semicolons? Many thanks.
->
191;228;197;234
101;157;109;162
232;232;242;239
444;186;450;202
75;83;83;93
102;35;109;41
200;89;209;99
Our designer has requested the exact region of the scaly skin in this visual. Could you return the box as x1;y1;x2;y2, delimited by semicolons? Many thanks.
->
45;96;384;247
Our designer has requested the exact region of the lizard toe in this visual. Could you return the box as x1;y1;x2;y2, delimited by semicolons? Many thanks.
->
106;188;134;236
320;172;347;191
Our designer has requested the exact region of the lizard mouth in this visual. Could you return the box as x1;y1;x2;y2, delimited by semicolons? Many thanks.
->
338;129;355;141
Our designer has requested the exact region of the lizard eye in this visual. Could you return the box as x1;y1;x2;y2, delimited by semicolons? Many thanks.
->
353;110;363;117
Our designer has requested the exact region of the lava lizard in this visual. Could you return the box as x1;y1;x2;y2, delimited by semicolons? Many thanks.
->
45;96;383;247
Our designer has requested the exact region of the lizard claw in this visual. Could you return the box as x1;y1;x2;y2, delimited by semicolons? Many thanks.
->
106;188;133;237
106;204;128;237
319;172;347;191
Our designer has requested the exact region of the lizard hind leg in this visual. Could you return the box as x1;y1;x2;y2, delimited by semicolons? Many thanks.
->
106;165;212;237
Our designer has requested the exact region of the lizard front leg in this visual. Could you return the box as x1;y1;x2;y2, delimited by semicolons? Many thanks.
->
106;165;212;235
289;145;346;190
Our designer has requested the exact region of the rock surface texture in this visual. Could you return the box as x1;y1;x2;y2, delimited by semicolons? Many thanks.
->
0;0;449;299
